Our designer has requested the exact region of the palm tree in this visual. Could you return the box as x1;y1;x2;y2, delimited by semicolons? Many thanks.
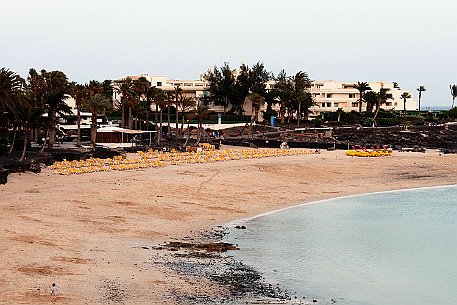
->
15;94;46;161
165;91;174;134
355;82;371;112
82;93;112;149
155;89;167;146
182;109;197;148
363;91;378;113
275;70;293;124
400;92;411;115
179;96;196;137
132;77;151;130
450;84;457;108
115;78;133;128
416;85;426;113
30;69;71;149
69;82;86;146
0;68;23;113
373;85;393;124
195;103;210;145
145;86;159;131
0;68;24;152
248;92;264;122
247;93;265;138
174;85;183;131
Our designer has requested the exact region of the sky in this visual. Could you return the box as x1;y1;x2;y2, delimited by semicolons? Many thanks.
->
1;0;456;107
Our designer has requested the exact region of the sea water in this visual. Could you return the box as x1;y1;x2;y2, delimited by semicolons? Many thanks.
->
225;186;457;305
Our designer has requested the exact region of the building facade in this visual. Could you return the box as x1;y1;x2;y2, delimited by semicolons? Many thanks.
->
309;80;416;116
113;74;417;120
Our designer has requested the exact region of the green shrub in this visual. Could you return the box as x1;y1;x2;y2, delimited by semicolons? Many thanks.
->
312;118;323;127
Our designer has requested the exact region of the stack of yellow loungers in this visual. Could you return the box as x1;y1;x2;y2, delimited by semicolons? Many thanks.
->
345;149;392;157
50;148;319;175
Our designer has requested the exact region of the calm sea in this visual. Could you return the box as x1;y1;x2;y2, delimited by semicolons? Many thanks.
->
225;186;457;305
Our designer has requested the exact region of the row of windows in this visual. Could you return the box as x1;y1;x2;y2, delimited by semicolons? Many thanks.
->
314;93;358;98
166;82;206;87
320;102;398;108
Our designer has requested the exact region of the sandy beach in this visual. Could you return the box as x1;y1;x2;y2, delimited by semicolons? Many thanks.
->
1;147;457;304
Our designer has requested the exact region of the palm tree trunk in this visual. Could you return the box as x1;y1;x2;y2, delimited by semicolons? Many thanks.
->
146;105;150;131
128;107;133;129
40;129;48;153
297;103;301;127
183;119;192;148
418;92;422;113
175;105;179;133
167;107;171;134
158;110;163;146
280;101;285;124
154;104;158;132
90;111;97;150
358;92;363;112
48;111;56;149
121;102;125;128
76;104;81;146
373;103;381;125
7;126;17;154
181;112;185;136
18;128;29;162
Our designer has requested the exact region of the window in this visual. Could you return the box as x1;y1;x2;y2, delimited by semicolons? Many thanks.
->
327;94;332;98
348;94;356;98
334;103;339;107
352;102;358;107
157;82;162;86
321;103;326;107
327;103;331;107
394;102;398;106
343;84;356;89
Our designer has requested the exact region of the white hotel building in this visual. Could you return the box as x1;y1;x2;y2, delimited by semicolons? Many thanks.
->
114;74;417;120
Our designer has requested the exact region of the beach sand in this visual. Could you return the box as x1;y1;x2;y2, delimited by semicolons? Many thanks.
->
1;147;457;304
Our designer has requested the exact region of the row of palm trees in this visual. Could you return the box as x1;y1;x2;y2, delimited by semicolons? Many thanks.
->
113;77;211;146
1;68;215;160
0;68;113;160
354;82;430;120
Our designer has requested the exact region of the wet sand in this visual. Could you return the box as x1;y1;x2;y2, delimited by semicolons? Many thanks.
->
1;147;457;304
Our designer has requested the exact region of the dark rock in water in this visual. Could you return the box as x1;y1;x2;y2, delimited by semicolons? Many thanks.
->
0;168;9;185
235;225;246;230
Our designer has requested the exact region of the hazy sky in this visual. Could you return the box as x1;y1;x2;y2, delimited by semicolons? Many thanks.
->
1;0;456;106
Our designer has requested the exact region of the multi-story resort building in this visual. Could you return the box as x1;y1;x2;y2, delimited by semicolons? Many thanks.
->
113;74;417;121
310;80;417;116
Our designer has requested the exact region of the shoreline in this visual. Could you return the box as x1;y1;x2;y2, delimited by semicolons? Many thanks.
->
225;183;457;226
2;147;457;304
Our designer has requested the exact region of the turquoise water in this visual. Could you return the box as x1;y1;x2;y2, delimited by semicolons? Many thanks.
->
225;186;457;305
